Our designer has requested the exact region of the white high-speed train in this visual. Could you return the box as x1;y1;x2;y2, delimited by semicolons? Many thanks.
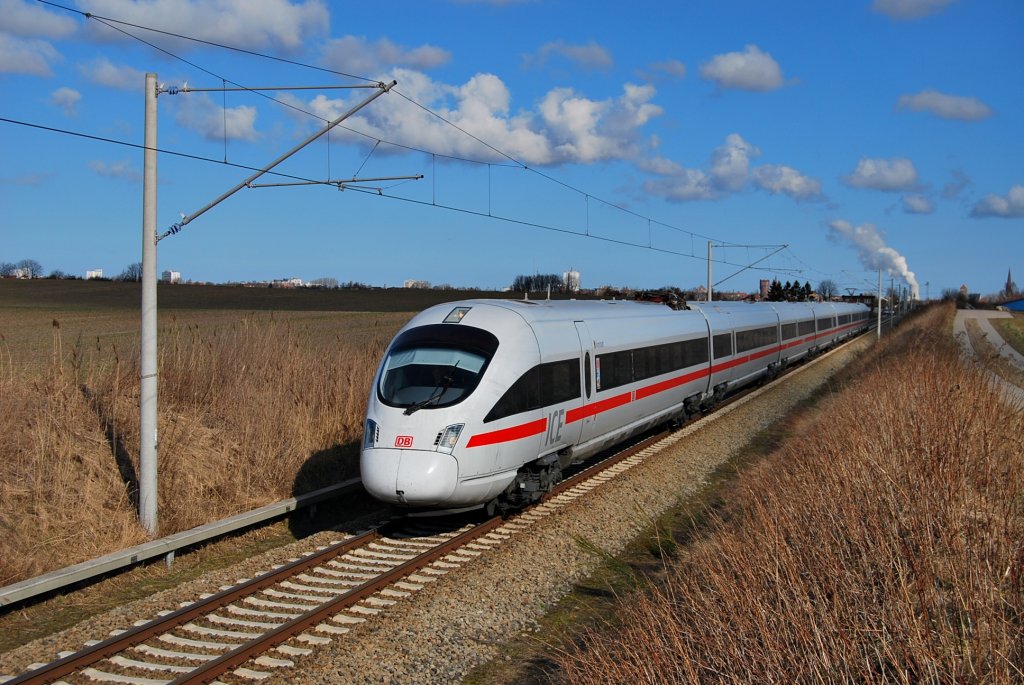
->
360;298;870;512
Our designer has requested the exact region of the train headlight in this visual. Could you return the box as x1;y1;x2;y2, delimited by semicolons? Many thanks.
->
435;423;464;453
363;419;379;449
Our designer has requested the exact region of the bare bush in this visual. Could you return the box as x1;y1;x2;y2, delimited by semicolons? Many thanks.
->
556;304;1024;683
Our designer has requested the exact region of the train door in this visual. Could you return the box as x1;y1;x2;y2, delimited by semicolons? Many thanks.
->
573;321;600;445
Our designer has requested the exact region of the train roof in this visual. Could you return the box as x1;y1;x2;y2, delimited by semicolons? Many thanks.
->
422;297;867;326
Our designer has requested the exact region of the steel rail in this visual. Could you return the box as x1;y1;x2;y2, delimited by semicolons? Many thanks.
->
174;432;671;683
3;530;380;685
0;477;362;608
170;516;508;684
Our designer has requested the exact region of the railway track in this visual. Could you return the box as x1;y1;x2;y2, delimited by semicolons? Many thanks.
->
2;332;872;685
1;427;667;685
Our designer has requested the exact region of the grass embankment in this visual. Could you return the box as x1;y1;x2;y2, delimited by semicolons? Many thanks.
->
0;281;435;587
554;304;1023;683
993;315;1024;357
963;318;1024;390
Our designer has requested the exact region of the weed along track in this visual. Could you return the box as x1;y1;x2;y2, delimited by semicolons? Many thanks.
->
0;333;870;684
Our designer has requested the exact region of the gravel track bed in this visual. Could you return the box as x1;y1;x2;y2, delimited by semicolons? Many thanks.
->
0;337;869;684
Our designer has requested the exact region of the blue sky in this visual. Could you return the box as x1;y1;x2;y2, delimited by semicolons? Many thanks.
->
2;0;1022;297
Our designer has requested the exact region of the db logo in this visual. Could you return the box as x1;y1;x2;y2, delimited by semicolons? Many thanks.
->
394;435;414;448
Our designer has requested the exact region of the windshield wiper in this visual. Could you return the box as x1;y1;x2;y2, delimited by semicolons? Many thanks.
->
403;362;459;415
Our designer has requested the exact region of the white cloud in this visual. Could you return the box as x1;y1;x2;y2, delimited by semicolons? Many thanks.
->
304;69;662;166
0;33;61;75
174;94;259;141
970;185;1024;218
636;59;686;83
644;135;821;204
645;168;716;201
51;87;81;116
843;157;918;191
897;90;992;121
89;159;142;182
643;133;762;201
1;0;78;38
901;193;934;214
752;165;823;201
526;40;613;71
699;45;785;92
709;133;760;191
321;36;451;76
79;56;146;90
78;0;328;51
872;0;956;20
829;219;919;297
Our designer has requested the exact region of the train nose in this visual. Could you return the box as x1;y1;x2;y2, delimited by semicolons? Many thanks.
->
360;448;459;506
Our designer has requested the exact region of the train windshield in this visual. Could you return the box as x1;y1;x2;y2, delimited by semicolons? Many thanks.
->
378;323;499;412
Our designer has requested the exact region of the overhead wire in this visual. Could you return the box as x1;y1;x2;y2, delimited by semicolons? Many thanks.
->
26;0;853;283
37;0;740;248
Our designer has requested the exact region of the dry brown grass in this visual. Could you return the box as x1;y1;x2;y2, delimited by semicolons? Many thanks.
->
555;304;1024;684
0;327;145;584
0;312;406;585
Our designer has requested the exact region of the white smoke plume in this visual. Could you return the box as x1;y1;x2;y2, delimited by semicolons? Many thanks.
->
828;220;920;299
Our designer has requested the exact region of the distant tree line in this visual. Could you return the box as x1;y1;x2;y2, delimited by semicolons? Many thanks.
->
510;273;569;293
766;279;817;302
0;259;44;278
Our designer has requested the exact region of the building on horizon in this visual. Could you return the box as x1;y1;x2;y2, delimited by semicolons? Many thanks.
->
404;279;430;289
161;270;182;284
85;269;103;280
563;268;580;293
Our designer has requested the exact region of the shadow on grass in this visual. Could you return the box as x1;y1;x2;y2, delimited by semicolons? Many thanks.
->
287;440;394;539
79;383;139;512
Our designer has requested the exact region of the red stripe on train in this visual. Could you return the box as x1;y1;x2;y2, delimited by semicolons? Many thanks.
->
465;417;547;448
565;391;632;423
465;321;867;447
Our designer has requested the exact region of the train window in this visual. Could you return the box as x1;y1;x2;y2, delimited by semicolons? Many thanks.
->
484;359;580;423
735;326;778;353
597;350;633;391
596;338;709;392
540;359;581;406
584;352;591;398
713;333;732;359
780;323;797;340
377;324;498;411
681;338;709;368
798;320;815;337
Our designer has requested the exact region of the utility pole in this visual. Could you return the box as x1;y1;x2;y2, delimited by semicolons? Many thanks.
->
876;269;882;340
138;76;403;538
706;240;712;302
140;73;158;535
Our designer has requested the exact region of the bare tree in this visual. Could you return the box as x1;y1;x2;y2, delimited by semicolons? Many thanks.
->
0;262;14;277
16;259;43;278
818;279;838;300
116;262;143;282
